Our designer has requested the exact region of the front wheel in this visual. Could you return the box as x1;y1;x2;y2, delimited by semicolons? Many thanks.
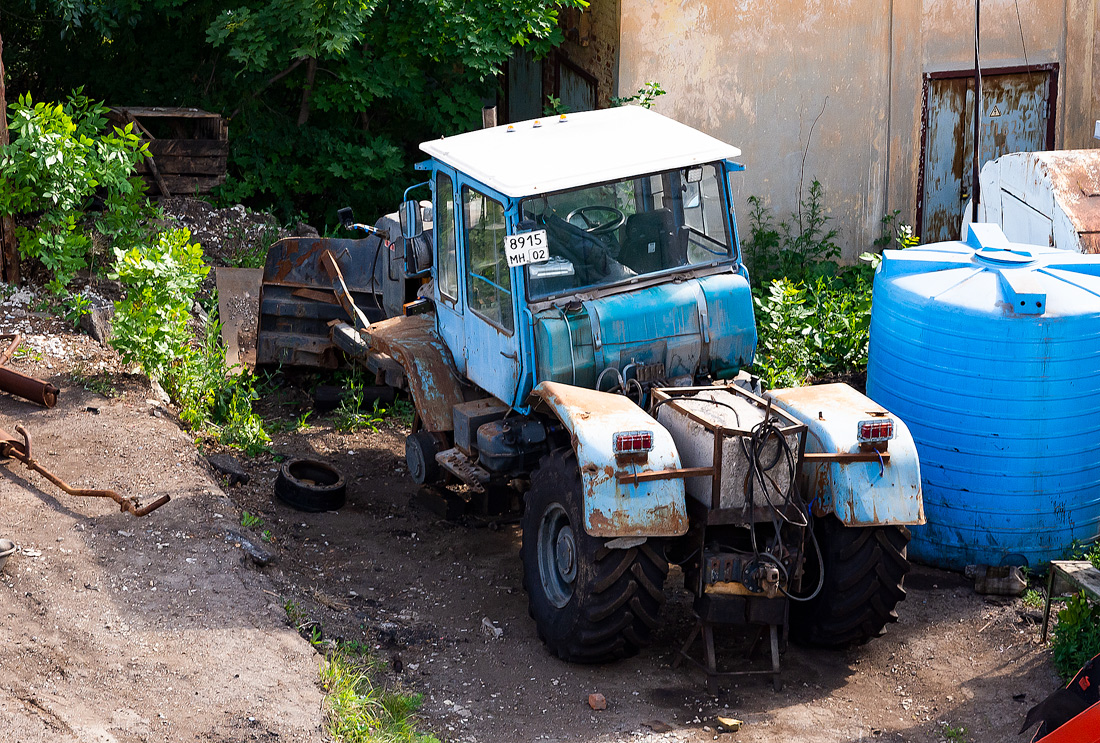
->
789;515;911;647
521;449;668;663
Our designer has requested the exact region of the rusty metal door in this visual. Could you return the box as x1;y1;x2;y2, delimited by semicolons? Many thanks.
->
920;68;1055;243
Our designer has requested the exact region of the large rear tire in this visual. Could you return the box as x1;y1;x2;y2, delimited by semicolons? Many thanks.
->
790;515;911;647
521;449;668;663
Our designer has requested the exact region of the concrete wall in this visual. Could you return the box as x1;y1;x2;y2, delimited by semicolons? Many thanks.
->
617;0;1099;259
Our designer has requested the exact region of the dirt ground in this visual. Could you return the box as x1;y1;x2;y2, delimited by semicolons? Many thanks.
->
0;305;1064;743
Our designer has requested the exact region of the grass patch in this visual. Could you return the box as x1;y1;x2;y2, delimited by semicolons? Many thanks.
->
283;599;437;742
320;651;438;743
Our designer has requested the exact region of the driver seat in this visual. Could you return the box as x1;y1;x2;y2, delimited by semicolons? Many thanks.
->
619;209;678;275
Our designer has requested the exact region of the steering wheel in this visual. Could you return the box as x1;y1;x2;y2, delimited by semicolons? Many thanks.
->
565;205;627;235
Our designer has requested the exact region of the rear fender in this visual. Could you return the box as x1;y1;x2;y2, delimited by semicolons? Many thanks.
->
767;383;925;527
529;381;688;538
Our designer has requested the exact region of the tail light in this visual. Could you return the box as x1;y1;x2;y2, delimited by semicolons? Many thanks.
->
857;418;894;443
613;431;653;455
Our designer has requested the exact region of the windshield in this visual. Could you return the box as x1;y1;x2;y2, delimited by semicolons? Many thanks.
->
521;162;733;300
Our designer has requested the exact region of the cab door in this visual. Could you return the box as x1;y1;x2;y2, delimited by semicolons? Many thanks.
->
456;178;522;405
432;168;466;375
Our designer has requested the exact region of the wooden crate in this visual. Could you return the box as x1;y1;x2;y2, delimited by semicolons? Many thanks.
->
107;107;228;197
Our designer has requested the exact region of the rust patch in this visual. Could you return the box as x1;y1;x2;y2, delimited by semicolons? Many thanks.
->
369;314;468;432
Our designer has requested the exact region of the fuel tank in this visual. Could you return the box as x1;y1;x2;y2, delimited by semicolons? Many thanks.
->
531;272;756;386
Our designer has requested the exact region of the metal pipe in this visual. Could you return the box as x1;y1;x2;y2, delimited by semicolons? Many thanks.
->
0;366;58;407
972;0;982;222
0;425;169;516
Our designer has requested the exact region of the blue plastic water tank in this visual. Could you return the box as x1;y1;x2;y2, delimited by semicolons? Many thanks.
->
866;223;1100;570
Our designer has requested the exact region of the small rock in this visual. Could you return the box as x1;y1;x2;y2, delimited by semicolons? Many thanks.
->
225;529;274;566
643;720;674;733
149;379;171;405
588;693;607;711
78;303;114;343
207;453;251;486
481;617;503;640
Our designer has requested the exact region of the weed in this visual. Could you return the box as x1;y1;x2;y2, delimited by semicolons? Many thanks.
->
12;346;43;363
743;179;839;287
334;368;384;432
1052;592;1100;679
168;321;271;456
320;651;439;743
860;209;920;270
261;529;273;543
611;81;666;109
284;599;306;628
241;511;263;529
941;723;969;743
751;274;872;388
1022;588;1045;610
70;369;117;398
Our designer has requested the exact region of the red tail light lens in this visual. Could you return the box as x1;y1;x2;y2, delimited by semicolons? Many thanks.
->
857;419;894;443
614;431;653;454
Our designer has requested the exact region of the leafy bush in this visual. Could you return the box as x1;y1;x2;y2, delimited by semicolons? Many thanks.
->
110;228;209;379
752;274;872;388
1052;592;1100;680
0;90;150;292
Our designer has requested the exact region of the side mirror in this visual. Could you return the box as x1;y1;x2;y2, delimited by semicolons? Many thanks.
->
400;199;424;240
405;235;432;277
337;206;354;231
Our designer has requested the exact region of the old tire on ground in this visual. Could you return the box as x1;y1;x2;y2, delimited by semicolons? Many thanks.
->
405;431;442;485
789;514;911;647
521;449;668;663
274;459;347;512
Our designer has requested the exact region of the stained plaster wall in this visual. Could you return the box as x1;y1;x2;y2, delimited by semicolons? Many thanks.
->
618;0;1098;259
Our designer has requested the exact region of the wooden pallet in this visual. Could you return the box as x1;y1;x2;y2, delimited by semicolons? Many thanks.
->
107;107;228;197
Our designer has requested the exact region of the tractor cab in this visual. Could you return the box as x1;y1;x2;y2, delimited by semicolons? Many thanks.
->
404;106;757;409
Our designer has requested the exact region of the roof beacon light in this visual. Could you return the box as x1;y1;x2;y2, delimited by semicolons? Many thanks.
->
532;120;542;128
559;114;568;123
506;124;515;133
614;430;653;455
857;419;894;443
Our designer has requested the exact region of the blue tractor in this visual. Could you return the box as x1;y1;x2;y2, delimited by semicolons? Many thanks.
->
244;106;924;664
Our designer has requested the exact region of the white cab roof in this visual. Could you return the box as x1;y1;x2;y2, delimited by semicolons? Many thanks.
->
419;106;742;199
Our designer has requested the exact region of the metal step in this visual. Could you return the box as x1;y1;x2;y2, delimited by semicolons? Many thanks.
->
436;448;489;493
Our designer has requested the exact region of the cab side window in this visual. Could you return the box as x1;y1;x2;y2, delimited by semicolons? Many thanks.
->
436;172;458;302
463;186;513;333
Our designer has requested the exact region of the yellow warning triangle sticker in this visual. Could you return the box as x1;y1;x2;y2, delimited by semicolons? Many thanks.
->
989;105;1002;117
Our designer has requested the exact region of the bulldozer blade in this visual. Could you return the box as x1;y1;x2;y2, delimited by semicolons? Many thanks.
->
215;267;263;372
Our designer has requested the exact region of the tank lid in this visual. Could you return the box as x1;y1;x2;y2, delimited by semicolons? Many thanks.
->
878;224;1100;318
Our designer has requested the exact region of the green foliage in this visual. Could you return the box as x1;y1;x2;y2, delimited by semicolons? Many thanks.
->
941;724;969;743
110;228;209;379
9;1;588;228
241;510;263;529
321;651;439;743
332;367;408;433
0;90;151;292
1052;592;1100;680
611;80;666;109
860;209;920;269
752;274;872;388
1022;588;1045;609
743;180;839;287
166;321;272;456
